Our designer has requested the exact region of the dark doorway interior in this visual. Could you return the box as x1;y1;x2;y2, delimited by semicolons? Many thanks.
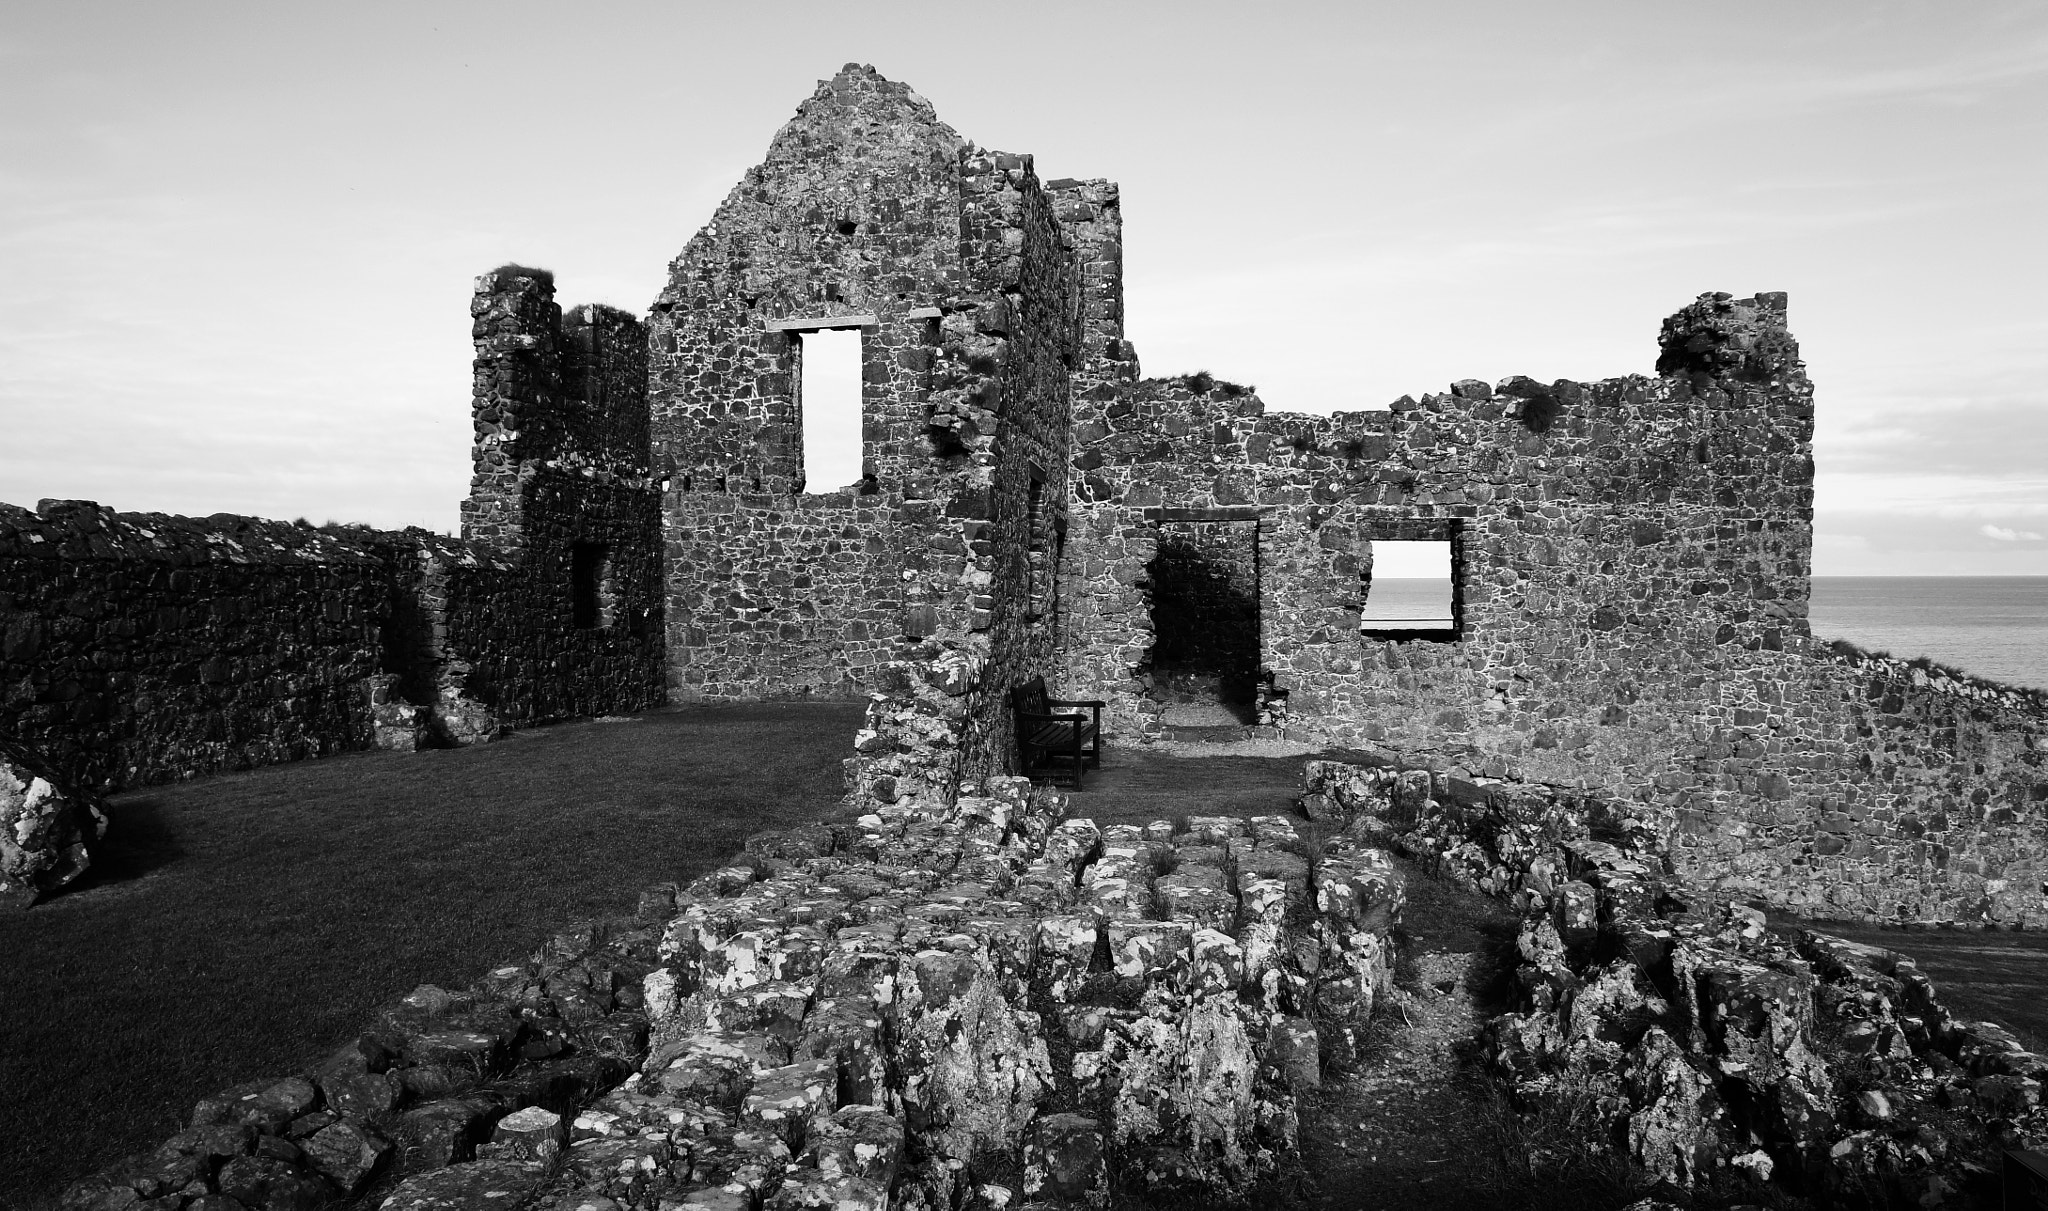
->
1146;521;1259;724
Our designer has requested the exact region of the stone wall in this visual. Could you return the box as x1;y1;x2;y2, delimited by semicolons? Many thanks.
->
664;494;909;700
432;474;664;736
954;147;1079;783
650;67;976;713
465;270;655;553
1060;299;1816;743
1667;650;2048;927
0;500;395;790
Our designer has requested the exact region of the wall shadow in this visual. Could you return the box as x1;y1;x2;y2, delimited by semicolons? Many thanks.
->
37;797;185;902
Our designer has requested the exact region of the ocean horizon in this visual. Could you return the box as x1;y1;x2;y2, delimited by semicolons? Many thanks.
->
1809;576;2048;692
1361;575;2048;691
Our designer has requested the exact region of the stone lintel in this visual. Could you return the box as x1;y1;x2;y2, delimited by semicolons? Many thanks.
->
1146;507;1263;523
764;314;880;332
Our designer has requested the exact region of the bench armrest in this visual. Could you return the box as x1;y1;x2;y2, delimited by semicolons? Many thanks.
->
1016;710;1092;725
1047;698;1106;708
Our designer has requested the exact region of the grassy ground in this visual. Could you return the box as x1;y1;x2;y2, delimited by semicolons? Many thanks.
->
1062;742;1371;827
0;702;864;1209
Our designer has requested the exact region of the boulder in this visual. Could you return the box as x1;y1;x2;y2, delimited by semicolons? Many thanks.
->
0;738;106;904
215;1155;335;1211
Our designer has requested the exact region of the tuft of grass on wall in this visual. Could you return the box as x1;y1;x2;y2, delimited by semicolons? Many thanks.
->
489;263;555;289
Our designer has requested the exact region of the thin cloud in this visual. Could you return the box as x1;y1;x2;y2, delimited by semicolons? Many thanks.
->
1820;473;2048;519
1982;524;2044;541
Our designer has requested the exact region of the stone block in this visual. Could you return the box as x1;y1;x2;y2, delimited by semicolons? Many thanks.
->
741;1057;839;1143
479;1105;566;1164
214;1155;334;1211
804;1104;904;1186
300;1121;392;1194
376;1159;550;1211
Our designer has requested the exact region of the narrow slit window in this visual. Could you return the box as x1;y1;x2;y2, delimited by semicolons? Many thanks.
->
571;541;614;630
1362;539;1456;640
798;328;864;493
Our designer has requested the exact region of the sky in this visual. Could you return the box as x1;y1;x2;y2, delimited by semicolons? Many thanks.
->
2;2;2044;575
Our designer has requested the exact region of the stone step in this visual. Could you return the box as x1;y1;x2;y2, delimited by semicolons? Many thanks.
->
1163;724;1286;744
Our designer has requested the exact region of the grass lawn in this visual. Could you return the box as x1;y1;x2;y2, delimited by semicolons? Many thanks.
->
1064;743;1345;827
0;701;864;1209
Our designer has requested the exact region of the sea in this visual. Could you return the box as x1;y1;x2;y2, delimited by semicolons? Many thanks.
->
1809;577;2048;691
1362;576;2048;691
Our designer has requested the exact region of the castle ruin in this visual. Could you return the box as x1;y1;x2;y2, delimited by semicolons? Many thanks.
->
4;63;2045;929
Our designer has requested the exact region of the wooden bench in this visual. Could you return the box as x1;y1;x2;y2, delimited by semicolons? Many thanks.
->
1011;675;1104;788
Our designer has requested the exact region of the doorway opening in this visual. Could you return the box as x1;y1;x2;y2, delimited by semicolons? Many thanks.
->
1145;520;1260;725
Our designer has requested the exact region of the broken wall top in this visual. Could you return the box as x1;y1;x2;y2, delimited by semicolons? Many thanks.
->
1072;293;1815;514
653;64;973;320
0;499;515;572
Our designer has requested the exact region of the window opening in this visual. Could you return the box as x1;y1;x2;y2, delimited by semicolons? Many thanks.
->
1361;538;1456;641
571;541;614;630
798;328;864;493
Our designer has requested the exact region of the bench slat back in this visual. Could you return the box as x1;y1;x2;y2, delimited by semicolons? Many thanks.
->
1011;675;1050;717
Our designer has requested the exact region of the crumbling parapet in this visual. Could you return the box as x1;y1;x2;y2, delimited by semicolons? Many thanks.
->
464;268;562;554
1656;289;1809;393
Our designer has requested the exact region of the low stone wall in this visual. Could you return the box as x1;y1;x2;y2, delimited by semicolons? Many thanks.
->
1309;754;2048;1207
57;775;1403;1210
1299;637;2048;931
626;779;1399;1207
1671;647;2048;929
